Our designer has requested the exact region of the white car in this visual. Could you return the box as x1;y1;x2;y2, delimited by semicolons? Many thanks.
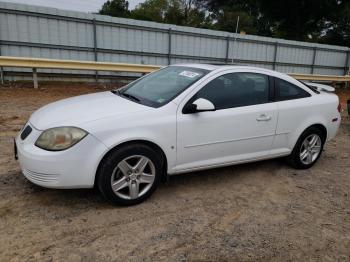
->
15;64;341;205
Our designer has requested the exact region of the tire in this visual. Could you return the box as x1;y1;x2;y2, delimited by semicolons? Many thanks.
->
286;126;325;169
97;143;163;206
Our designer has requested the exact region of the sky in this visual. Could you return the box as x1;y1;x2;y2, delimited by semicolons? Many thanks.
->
0;0;145;12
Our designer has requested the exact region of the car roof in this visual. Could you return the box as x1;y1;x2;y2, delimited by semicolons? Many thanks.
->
173;63;298;80
172;63;220;71
173;63;278;75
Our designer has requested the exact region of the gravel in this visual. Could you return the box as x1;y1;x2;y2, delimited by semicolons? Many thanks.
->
0;83;349;261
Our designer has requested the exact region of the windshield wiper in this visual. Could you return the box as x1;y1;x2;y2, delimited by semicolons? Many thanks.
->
115;90;140;102
122;93;140;102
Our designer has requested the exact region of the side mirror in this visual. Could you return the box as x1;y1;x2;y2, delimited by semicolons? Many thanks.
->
183;98;215;114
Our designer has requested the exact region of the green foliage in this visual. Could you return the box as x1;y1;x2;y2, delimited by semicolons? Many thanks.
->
99;0;350;47
130;0;168;22
321;0;350;46
131;0;210;28
99;0;130;18
211;8;257;34
258;0;334;41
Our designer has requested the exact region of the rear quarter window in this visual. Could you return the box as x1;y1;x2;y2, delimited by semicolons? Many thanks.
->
275;78;311;101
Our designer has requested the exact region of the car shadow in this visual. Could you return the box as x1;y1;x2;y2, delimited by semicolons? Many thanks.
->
21;157;286;210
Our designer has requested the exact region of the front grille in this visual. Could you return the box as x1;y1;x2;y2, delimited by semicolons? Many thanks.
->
20;125;32;140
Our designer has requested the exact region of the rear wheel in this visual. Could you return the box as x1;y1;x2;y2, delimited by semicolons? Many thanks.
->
97;144;163;205
287;127;325;169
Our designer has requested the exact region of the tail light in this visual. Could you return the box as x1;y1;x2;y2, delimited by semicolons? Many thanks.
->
337;102;342;113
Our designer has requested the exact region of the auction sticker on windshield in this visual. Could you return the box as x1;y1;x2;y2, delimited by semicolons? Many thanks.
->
179;71;200;78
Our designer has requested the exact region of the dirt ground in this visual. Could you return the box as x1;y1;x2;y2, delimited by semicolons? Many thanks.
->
0;82;350;261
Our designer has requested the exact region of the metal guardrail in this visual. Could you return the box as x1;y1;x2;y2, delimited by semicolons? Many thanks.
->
0;56;160;72
288;73;350;82
0;56;160;88
1;56;349;88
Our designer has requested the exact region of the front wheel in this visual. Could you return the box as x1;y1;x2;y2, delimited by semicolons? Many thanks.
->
287;127;325;169
97;144;163;206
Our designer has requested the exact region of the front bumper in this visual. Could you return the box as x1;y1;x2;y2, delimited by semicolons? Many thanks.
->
16;123;108;189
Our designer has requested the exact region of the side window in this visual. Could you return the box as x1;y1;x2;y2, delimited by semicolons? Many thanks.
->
194;72;270;110
275;78;310;101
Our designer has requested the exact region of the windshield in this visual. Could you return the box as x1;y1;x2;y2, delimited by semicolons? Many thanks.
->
117;66;209;107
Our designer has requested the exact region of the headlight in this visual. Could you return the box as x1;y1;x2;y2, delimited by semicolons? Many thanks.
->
35;127;88;151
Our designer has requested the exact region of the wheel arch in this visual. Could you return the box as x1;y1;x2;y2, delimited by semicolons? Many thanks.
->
307;123;328;142
292;122;328;151
287;122;328;169
94;139;168;187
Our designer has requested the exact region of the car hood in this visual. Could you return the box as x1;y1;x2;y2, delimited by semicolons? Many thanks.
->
29;91;152;130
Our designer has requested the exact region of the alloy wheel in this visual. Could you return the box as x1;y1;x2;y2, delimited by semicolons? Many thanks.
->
299;134;322;165
110;155;156;200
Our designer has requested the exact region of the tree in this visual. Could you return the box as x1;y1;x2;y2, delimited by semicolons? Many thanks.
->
211;7;257;34
99;0;350;47
321;0;350;46
166;0;211;27
257;0;334;41
130;0;211;28
164;0;184;25
198;0;269;35
198;0;346;42
99;0;130;18
131;0;170;23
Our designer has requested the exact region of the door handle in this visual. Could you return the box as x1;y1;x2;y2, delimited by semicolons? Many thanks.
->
256;114;272;121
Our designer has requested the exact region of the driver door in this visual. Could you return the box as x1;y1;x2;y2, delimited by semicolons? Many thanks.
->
175;71;278;172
